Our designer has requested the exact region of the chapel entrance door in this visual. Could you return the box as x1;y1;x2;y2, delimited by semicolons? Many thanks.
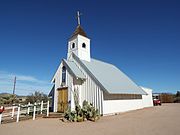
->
57;88;68;113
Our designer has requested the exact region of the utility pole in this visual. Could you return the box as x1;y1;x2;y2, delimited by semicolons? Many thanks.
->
13;76;16;95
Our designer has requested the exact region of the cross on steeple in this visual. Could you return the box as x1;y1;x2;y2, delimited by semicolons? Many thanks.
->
76;11;82;25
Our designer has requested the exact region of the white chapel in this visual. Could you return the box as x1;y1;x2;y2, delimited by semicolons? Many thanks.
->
49;12;153;115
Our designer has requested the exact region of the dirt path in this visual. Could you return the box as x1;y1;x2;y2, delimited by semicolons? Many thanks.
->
1;103;180;135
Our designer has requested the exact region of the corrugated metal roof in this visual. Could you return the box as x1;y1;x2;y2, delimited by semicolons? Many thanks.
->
63;59;86;79
80;58;147;95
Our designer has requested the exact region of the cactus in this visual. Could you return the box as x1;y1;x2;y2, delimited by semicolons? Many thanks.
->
77;115;83;122
64;100;100;122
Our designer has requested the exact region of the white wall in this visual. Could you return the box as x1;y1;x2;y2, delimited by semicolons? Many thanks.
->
53;62;63;112
77;35;91;62
141;87;153;108
103;87;153;115
67;35;91;62
103;99;143;115
78;70;103;114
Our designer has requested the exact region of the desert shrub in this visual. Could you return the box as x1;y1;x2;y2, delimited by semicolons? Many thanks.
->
26;91;48;104
64;100;100;122
0;94;17;105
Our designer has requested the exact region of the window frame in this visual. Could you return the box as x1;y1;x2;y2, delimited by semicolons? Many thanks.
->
62;66;66;84
71;43;75;49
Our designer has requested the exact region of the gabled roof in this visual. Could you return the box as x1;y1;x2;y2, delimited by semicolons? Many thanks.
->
63;59;86;80
71;25;87;38
72;53;147;95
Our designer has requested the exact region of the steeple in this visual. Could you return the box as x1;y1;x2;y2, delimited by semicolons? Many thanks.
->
71;25;87;38
67;12;91;62
70;11;87;38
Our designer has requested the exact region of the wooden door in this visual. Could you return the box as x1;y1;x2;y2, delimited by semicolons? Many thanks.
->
58;88;68;113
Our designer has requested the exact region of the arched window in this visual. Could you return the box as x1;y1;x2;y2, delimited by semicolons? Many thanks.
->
71;43;75;49
82;43;86;48
62;66;66;83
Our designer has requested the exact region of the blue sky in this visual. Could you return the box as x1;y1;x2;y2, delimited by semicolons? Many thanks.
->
0;0;179;95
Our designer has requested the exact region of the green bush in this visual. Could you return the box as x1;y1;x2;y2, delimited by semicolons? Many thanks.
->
64;100;100;122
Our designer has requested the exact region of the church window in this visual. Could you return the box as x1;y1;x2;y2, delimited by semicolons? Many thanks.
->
71;43;75;49
82;43;86;48
62;66;66;83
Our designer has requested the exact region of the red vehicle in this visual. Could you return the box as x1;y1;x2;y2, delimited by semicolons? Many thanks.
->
153;99;161;106
153;94;162;106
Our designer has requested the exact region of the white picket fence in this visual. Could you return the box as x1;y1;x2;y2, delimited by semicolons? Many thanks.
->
0;101;49;124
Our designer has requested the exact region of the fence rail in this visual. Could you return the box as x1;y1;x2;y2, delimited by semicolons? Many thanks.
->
0;101;49;124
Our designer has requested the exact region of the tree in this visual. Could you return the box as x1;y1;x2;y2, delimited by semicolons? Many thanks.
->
176;91;180;97
26;91;48;103
174;91;180;103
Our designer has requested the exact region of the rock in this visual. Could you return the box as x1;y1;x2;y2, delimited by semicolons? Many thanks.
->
83;117;87;121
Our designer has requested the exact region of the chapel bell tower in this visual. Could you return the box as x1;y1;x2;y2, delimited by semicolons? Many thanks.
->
67;11;91;62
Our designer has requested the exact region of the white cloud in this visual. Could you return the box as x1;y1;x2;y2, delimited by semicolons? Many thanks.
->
0;71;52;95
0;71;47;84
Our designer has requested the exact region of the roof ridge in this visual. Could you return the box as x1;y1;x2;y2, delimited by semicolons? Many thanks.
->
68;59;86;77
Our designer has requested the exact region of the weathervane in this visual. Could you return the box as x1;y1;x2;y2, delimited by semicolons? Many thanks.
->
76;11;82;25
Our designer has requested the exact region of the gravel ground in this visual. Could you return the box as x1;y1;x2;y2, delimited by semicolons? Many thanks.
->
1;103;180;135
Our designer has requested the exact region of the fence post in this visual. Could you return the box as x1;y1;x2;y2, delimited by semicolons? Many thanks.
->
11;106;15;119
41;101;43;114
0;113;2;124
27;102;30;115
33;102;36;120
16;105;20;123
47;101;49;117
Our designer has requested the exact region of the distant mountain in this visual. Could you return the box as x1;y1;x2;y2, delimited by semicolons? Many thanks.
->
0;92;27;98
0;93;15;97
